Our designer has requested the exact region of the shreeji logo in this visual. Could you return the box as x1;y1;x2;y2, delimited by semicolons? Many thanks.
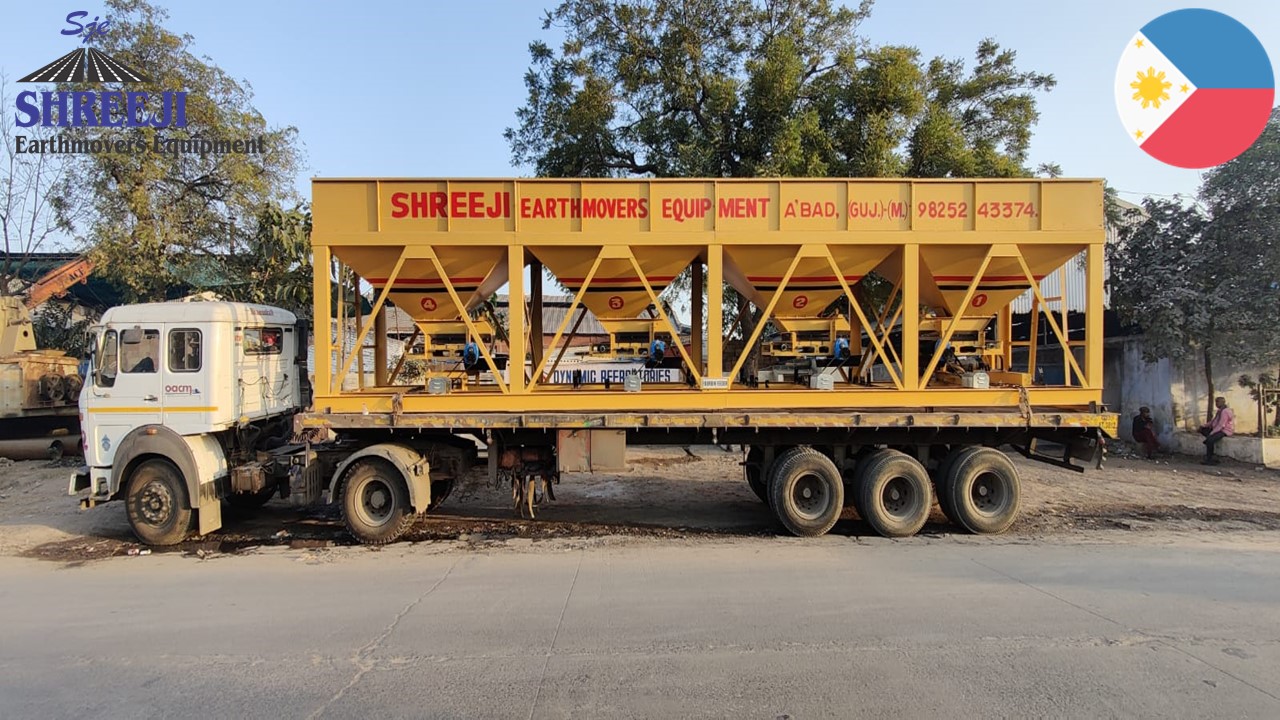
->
13;10;187;129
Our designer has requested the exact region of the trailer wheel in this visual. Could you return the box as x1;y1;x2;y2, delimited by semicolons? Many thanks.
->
341;458;414;545
934;446;982;525
850;449;904;517
946;448;1020;534
744;446;769;504
768;447;843;537
857;452;931;538
125;458;193;546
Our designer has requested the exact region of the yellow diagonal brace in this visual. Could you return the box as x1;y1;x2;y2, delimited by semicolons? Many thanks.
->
727;250;803;388
859;284;905;378
336;250;406;386
822;248;902;389
920;251;994;385
423;252;510;394
1015;254;1087;385
530;252;604;387
624;253;703;385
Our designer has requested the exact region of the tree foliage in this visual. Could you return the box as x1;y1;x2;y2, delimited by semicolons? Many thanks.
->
508;0;1057;364
507;0;1055;180
0;77;88;296
218;203;313;315
65;0;302;303
1109;110;1280;421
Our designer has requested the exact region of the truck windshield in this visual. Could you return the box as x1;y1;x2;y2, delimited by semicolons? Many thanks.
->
97;330;118;387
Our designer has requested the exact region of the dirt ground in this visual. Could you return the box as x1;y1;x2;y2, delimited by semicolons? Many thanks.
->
2;442;1278;563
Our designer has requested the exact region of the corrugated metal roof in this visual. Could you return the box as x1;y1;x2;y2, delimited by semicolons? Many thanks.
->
1007;198;1141;313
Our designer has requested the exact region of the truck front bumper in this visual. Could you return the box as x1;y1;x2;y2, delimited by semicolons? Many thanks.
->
69;467;112;508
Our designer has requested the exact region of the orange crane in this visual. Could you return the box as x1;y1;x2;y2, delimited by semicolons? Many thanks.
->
23;256;93;309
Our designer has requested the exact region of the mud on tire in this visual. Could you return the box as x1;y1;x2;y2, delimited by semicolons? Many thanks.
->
768;446;844;537
125;458;193;546
340;458;415;545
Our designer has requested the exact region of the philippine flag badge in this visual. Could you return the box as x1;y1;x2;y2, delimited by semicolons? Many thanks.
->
1115;9;1274;168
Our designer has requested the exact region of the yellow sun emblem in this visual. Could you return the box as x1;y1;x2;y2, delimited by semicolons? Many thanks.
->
1131;66;1172;109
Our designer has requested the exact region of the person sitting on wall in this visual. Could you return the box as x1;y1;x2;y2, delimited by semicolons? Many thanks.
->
1198;396;1235;465
1131;406;1161;459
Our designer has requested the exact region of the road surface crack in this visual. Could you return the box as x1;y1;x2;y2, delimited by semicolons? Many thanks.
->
308;556;463;719
971;557;1280;705
527;549;583;720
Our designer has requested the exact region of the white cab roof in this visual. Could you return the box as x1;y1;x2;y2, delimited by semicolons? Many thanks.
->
99;301;298;326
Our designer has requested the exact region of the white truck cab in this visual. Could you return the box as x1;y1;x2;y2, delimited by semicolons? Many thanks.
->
72;302;307;544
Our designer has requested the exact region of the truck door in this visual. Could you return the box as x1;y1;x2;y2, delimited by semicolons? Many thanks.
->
161;326;212;430
85;326;164;469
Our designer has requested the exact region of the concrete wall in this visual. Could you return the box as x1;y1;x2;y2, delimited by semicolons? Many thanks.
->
1104;336;1269;443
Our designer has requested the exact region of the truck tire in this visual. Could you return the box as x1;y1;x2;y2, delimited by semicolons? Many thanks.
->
768;447;843;537
744;446;769;504
341;458;415;545
857;451;932;538
934;446;982;525
850;448;904;517
945;448;1020;534
125;458;193;546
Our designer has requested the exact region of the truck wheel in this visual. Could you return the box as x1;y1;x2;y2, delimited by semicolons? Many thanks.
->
857;451;931;538
125;459;193;546
934;446;982;525
768;447;843;537
850;448;903;517
946;448;1020;534
341;458;414;545
744;446;769;504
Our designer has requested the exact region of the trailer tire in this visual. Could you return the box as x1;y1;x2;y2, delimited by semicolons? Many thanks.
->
946;448;1020;534
934;446;982;525
857;452;932;538
744;446;769;504
850;449;904;517
768;447;843;537
341;458;415;545
125;458;193;546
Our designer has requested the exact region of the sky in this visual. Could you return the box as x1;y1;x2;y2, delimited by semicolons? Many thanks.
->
2;0;1278;217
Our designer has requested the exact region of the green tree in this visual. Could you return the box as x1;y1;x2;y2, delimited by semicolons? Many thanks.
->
220;204;313;316
507;0;1053;180
508;0;1056;369
1198;108;1280;371
65;0;302;303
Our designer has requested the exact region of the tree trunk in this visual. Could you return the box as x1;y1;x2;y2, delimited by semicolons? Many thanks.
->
1203;345;1215;424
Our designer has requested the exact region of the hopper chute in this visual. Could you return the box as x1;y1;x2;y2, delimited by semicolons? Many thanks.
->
530;246;701;323
722;245;895;328
332;246;509;322
329;245;511;389
917;245;1083;318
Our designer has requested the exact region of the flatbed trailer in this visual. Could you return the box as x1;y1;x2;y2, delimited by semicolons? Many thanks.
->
73;177;1116;546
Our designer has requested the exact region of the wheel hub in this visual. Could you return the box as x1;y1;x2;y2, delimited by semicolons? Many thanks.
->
139;481;171;525
359;478;395;526
791;473;828;519
882;477;916;517
972;472;1005;513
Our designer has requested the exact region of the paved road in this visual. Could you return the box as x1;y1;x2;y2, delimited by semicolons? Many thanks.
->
2;536;1279;718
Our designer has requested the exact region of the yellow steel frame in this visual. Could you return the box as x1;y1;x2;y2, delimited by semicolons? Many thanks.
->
310;178;1106;416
